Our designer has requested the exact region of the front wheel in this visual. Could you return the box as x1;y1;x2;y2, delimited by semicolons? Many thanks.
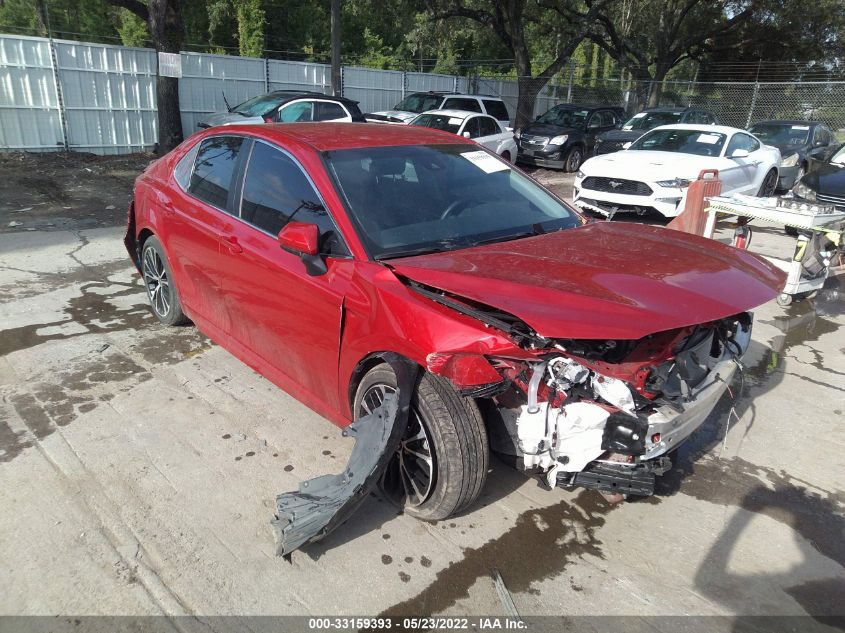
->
564;146;583;173
353;364;489;521
757;169;778;197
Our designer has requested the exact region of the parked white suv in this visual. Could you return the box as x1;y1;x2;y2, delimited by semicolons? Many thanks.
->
366;92;512;129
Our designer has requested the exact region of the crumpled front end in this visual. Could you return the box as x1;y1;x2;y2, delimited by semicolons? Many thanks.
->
460;312;753;498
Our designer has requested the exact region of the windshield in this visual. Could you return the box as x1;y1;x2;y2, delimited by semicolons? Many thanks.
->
748;123;811;146
536;106;589;129
623;111;683;131
830;144;845;166
325;144;583;259
411;113;462;135
233;93;285;117
393;93;443;114
629;128;727;156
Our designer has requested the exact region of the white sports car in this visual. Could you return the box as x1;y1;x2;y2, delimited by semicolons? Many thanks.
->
408;109;517;162
573;124;781;218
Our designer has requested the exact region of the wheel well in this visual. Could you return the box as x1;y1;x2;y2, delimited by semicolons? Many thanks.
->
347;352;418;413
138;228;155;250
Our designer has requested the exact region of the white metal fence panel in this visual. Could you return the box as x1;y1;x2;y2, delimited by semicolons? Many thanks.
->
0;35;63;151
268;59;330;94
179;52;266;132
406;71;456;94
342;66;403;113
54;39;156;154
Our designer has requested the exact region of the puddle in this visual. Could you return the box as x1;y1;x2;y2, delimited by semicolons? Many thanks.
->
379;491;612;616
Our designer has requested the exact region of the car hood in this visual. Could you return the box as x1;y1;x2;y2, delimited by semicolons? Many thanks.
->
582;150;714;181
801;162;845;195
199;111;262;128
388;222;784;340
599;129;644;143
367;110;416;123
521;123;581;138
769;142;807;157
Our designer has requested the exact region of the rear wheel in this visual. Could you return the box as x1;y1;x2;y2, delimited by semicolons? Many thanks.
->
757;169;778;197
353;363;489;521
141;236;189;326
564;146;583;173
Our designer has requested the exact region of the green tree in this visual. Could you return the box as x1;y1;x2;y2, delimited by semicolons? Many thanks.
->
429;0;610;127
236;0;265;57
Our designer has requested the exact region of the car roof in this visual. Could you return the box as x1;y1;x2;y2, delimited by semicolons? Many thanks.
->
418;109;493;119
650;123;743;135
220;122;469;151
642;106;707;113
266;90;360;106
548;103;624;111
750;119;820;126
407;92;503;101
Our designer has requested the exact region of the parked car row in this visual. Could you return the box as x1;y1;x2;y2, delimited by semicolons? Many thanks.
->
197;88;842;222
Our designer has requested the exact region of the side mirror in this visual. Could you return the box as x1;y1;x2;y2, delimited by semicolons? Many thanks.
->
731;149;749;159
814;139;827;147
462;131;471;138
278;222;327;276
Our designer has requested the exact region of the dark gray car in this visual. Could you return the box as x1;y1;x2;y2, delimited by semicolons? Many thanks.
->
747;120;838;190
515;104;626;172
594;107;718;156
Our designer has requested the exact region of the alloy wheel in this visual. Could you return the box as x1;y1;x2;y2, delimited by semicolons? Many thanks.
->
358;383;436;507
567;149;582;172
760;170;778;197
142;247;171;318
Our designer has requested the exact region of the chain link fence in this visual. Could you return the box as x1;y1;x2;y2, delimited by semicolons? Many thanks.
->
480;74;845;134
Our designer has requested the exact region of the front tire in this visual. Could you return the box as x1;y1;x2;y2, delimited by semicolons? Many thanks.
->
141;235;189;326
757;169;778;197
564;146;583;173
353;363;489;521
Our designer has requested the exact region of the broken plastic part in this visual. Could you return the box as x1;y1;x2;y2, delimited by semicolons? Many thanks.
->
526;361;547;413
270;354;416;558
426;351;503;387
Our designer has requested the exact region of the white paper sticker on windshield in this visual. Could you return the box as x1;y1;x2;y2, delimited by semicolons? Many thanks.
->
632;113;646;118
697;133;721;144
461;150;510;173
791;125;810;130
448;117;463;125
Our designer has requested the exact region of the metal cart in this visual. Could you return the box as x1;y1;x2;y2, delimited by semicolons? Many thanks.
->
705;195;845;306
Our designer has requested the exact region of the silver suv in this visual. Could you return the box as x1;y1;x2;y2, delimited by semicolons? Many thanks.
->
366;92;511;129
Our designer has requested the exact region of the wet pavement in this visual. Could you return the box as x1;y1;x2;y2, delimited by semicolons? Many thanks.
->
0;160;843;628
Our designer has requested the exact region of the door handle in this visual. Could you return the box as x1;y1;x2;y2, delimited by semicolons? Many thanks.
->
221;235;243;254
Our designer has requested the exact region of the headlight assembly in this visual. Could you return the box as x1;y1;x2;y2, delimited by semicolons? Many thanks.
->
656;178;691;188
550;134;569;145
780;153;800;167
793;181;817;201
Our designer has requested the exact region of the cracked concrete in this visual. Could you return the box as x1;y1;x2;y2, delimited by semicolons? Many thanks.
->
0;194;843;625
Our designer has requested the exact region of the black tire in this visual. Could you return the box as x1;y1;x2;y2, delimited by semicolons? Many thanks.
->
564;146;583;173
141;235;189;326
757;168;778;197
353;363;489;521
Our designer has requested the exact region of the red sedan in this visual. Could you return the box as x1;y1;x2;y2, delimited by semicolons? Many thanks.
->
126;123;783;523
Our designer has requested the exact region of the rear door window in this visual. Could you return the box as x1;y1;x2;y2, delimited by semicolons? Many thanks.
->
240;141;347;255
482;99;509;121
443;97;482;113
188;136;245;211
316;102;348;121
464;117;483;139
174;142;200;191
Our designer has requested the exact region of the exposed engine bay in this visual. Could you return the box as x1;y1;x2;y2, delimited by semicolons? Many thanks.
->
481;313;752;498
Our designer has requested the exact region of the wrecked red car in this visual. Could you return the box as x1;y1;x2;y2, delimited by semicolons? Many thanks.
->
126;123;784;529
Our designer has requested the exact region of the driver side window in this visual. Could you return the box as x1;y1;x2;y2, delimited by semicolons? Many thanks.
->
279;101;314;122
726;133;759;155
240;141;348;256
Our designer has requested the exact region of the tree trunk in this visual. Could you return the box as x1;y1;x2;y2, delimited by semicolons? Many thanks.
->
34;0;48;36
516;75;545;129
647;64;672;107
149;0;184;155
